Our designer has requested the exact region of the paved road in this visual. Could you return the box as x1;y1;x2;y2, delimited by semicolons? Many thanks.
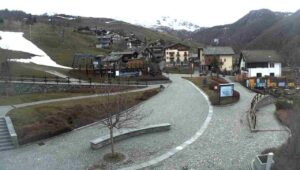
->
0;74;210;170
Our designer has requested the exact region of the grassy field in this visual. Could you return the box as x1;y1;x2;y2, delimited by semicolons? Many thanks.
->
0;19;201;68
0;85;136;105
0;20;107;67
0;92;89;106
8;88;160;144
0;49;58;77
184;76;240;105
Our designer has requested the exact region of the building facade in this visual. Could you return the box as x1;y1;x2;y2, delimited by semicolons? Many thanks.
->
198;46;235;72
165;43;190;65
239;50;282;77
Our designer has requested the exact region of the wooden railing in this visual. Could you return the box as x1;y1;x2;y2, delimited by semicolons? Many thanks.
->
248;93;264;130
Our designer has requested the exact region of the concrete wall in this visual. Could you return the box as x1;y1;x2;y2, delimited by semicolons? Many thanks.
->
90;123;171;149
248;63;281;77
4;117;18;147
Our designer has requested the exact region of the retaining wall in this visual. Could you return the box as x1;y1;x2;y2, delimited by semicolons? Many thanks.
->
90;123;171;149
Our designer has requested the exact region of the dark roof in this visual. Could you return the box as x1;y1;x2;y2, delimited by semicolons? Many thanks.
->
102;55;122;62
241;50;281;63
165;43;190;50
204;46;235;55
111;51;138;56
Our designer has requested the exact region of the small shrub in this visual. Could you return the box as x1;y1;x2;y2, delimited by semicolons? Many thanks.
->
276;99;293;110
211;77;228;84
137;89;159;101
209;81;219;90
209;94;219;105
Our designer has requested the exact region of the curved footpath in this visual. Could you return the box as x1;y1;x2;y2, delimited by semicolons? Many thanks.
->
0;75;210;170
157;76;289;169
0;75;289;170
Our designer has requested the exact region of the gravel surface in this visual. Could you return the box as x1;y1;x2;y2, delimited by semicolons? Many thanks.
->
0;75;289;170
0;75;209;170
157;77;289;170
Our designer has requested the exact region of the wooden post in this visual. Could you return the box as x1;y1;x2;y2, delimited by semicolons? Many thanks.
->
67;77;70;84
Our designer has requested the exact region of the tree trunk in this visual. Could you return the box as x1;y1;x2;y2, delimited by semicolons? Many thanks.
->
109;127;115;156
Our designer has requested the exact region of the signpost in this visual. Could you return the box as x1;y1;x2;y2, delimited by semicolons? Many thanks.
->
219;83;234;104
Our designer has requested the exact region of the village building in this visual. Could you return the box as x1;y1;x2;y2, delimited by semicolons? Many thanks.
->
198;46;235;72
102;51;144;77
239;50;282;78
71;54;102;74
126;38;143;49
96;34;112;48
164;43;190;66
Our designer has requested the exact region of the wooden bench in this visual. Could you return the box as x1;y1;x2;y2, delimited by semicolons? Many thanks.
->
90;123;171;150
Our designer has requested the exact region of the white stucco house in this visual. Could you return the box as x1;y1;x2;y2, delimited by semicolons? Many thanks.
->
165;43;190;65
239;50;282;77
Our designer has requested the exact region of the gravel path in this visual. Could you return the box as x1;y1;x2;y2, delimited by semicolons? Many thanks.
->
157;77;289;169
0;75;210;170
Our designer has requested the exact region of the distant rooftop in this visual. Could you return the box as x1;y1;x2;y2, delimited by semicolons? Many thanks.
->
204;46;235;55
241;50;281;63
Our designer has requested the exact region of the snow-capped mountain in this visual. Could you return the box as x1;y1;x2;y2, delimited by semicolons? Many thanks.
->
153;16;201;31
126;16;201;32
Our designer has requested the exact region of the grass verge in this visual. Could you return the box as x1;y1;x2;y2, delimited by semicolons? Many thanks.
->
0;85;136;105
184;76;240;105
8;88;160;144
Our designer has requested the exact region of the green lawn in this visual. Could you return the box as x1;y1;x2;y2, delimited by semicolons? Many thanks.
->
0;84;136;105
0;92;89;105
8;88;160;144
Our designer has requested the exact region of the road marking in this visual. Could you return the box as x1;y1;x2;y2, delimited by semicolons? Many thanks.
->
120;80;214;170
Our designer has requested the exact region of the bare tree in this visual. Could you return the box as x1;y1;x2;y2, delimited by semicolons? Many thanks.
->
99;84;143;156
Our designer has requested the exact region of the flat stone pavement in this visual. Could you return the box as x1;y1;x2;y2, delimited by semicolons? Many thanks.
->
0;106;13;117
0;74;210;170
156;77;289;170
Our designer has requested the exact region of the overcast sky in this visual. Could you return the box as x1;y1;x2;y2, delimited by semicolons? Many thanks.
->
1;0;300;27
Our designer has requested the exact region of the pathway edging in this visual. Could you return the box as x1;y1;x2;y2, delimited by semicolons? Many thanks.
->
120;79;214;170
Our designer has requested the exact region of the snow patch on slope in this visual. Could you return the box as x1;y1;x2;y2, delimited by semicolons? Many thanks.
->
0;31;70;69
125;16;200;31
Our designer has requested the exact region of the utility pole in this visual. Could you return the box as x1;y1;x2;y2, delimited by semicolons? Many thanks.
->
29;24;32;40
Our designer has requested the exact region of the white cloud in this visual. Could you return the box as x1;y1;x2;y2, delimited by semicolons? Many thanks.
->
1;0;299;27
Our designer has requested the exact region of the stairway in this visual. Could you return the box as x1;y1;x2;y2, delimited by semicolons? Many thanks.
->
0;117;14;151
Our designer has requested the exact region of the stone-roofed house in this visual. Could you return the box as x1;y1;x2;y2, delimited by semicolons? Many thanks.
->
165;43;190;66
239;50;282;77
198;46;235;72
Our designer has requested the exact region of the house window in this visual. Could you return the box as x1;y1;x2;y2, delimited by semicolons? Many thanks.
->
270;73;275;77
224;58;226;62
270;63;274;68
170;52;174;57
257;73;262;77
